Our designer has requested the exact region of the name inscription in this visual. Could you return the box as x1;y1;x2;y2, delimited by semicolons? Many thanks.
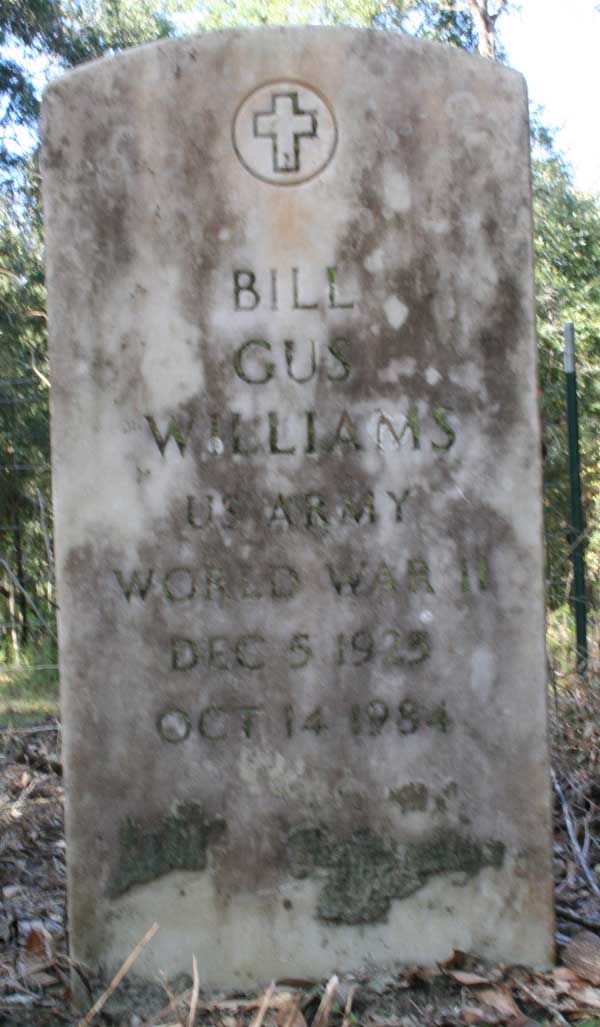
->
144;407;456;459
112;265;489;748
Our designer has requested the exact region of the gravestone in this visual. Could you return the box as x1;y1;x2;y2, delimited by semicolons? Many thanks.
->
41;27;554;990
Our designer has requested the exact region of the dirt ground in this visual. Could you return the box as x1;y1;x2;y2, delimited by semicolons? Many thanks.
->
2;684;600;1027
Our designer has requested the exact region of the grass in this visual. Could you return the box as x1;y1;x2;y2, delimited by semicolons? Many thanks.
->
547;604;600;676
0;641;60;729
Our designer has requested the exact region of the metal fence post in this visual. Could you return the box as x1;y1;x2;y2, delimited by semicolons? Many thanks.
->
563;322;588;672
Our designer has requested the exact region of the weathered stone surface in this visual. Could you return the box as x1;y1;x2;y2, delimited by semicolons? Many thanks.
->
41;27;553;989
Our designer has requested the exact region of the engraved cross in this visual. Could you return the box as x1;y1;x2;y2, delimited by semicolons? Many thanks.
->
253;92;317;174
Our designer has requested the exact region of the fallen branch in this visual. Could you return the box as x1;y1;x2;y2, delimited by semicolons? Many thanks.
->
342;985;356;1027
0;722;59;737
78;921;159;1027
139;987;192;1027
282;1001;303;1027
556;905;600;930
142;987;303;1026
3;775;38;814
552;769;600;899
313;976;339;1027
187;956;200;1027
518;981;571;1027
249;982;276;1027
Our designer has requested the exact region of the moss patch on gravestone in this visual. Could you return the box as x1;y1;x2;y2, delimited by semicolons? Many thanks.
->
389;782;429;813
288;825;504;924
108;802;226;897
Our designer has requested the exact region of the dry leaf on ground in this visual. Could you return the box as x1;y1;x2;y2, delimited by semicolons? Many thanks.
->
312;976;339;1027
459;1007;485;1024
569;984;600;1010
563;929;600;985
276;1002;308;1027
553;966;583;987
446;971;491;986
478;987;523;1020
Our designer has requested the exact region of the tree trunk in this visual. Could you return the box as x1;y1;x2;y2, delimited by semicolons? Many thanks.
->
12;513;29;647
7;580;20;664
466;0;507;60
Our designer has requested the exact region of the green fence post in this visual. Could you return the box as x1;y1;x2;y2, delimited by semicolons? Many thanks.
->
563;322;588;672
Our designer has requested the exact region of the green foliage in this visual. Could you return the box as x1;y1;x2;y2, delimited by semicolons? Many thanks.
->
195;0;386;30
391;0;478;48
0;1;190;177
532;116;600;608
193;0;478;40
0;150;52;665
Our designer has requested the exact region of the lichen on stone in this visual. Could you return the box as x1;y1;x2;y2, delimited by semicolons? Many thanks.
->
389;782;429;812
288;825;504;924
108;802;226;898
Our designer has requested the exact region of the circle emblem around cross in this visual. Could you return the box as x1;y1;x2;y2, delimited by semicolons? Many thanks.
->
233;81;337;185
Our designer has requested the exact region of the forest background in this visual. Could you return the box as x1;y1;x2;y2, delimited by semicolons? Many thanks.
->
1;0;599;725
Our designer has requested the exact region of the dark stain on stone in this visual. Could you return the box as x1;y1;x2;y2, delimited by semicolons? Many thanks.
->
435;781;459;813
478;272;523;428
108;802;226;898
287;825;504;924
389;782;429;813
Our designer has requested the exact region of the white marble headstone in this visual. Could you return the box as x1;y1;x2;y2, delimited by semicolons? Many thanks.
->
41;27;553;991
